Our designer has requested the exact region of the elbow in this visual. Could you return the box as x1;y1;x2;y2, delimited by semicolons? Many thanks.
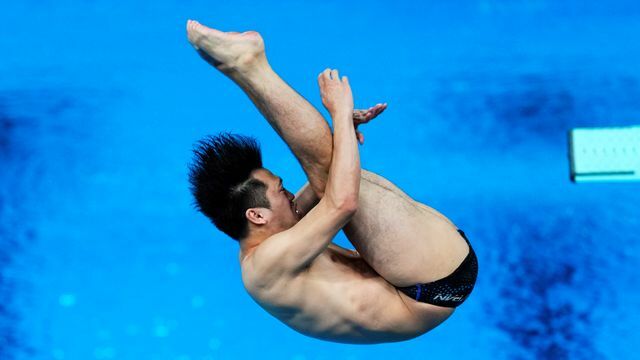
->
325;186;359;215
336;195;358;216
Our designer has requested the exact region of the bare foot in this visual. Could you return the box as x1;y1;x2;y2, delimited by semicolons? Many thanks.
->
186;20;266;73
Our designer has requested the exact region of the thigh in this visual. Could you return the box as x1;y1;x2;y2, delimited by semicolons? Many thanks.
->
344;170;469;287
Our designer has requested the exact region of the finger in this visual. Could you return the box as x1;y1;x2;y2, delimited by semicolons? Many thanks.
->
342;75;351;89
366;109;377;119
362;106;383;121
331;69;339;81
374;104;387;116
366;104;381;114
356;131;365;144
323;68;331;80
319;69;331;87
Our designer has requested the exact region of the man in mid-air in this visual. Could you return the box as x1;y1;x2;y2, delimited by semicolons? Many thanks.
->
186;20;478;344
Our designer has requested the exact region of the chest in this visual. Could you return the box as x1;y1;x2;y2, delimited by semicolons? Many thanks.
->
242;247;380;311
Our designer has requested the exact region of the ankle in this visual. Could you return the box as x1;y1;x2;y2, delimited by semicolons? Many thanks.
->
230;56;272;80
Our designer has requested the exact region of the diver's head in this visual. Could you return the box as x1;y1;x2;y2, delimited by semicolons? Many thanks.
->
188;133;298;241
189;133;269;240
248;168;300;232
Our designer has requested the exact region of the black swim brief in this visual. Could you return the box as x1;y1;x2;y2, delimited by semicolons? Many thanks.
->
397;229;478;308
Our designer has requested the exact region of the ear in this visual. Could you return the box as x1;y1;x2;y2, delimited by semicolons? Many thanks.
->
245;208;270;225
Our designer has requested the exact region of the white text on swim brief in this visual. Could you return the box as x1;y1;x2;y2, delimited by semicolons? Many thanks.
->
433;294;464;302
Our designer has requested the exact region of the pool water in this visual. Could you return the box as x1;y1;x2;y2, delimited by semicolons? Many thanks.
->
1;1;639;359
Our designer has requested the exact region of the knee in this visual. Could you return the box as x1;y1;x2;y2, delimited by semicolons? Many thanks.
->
360;169;373;182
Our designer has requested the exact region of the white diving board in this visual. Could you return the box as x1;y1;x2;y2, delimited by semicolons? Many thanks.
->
569;125;640;183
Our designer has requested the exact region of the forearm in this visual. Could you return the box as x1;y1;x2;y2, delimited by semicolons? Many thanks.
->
264;69;359;273
279;110;359;271
324;110;360;209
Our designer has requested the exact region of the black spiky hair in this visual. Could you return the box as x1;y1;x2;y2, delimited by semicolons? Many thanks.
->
188;133;270;240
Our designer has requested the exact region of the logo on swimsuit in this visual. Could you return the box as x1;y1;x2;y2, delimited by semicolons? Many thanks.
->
433;293;464;302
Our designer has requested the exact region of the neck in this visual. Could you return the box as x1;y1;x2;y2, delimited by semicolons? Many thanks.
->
239;219;294;260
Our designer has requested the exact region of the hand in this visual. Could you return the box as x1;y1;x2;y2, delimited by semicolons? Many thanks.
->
318;68;353;117
352;103;387;144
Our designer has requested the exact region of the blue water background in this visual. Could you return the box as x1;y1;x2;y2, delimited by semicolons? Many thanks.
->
1;1;639;359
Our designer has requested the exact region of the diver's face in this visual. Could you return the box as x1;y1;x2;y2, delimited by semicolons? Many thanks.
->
252;168;299;228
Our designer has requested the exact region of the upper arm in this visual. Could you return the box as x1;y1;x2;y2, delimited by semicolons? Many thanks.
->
251;198;355;278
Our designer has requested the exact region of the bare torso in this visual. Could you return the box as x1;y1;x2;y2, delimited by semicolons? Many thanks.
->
240;243;455;344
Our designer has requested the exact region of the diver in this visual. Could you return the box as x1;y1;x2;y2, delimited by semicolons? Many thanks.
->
186;20;478;344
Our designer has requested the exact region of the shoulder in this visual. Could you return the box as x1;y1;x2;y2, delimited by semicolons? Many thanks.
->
240;246;307;311
243;226;315;281
240;238;306;291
